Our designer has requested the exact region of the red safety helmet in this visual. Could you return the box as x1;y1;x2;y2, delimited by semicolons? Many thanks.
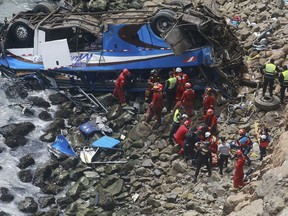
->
185;82;192;89
122;68;130;76
207;109;214;115
238;129;246;136
236;149;243;157
184;120;191;127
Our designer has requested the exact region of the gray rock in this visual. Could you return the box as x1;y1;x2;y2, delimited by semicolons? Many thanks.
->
66;179;85;200
0;211;11;216
33;164;53;188
4;83;28;99
28;96;50;108
147;197;161;208
183;210;199;216
97;93;115;107
128;122;152;141
49;92;69;105
106;179;124;196
100;175;119;188
18;197;38;213
166;193;178;203
18;154;35;169
142;159;154;168
18;169;33;182
0;187;14;202
4;135;28;148
140;207;153;214
97;192;115;211
38;110;53;121
56;196;74;209
171;161;186;174
38;195;55;208
0;122;35;138
42;183;64;195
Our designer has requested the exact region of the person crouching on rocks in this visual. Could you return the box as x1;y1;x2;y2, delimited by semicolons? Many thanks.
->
193;141;212;183
174;119;191;155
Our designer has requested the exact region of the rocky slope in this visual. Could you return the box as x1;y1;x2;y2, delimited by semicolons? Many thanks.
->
1;0;288;215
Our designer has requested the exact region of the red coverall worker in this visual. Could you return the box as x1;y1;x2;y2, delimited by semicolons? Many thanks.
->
204;109;217;135
174;120;190;155
181;83;196;117
145;69;161;103
146;86;164;125
203;88;214;114
113;69;130;106
233;150;245;189
175;67;190;102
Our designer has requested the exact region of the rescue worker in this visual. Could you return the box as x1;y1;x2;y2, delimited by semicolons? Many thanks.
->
262;59;278;97
259;134;269;161
218;137;231;175
202;87;214;115
169;105;187;141
196;124;209;141
278;65;288;104
146;85;164;126
193;141;212;183
183;127;200;161
175;67;190;102
113;68;130;106
237;129;252;166
164;71;177;112
233;150;245;190
174;120;191;155
181;82;196;117
204;132;218;154
203;108;217;135
145;69;161;103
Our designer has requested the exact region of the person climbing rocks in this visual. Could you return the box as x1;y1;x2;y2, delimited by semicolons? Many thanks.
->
259;134;269;161
203;108;217;135
181;82;196;117
164;71;177;112
146;84;164;126
232;150;245;191
218;137;231;175
175;67;190;102
145;69;161;103
193;141;212;183
202;87;214;115
174;119;191;155
169;105;187;141
262;59;279;97
237;129;252;166
113;68;131;106
278;65;288;104
183;127;200;161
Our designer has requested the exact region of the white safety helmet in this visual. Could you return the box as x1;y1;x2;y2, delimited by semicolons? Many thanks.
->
260;134;267;140
176;67;182;73
205;132;211;138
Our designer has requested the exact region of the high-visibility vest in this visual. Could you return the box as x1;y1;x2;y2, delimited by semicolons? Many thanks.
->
173;108;181;123
168;77;177;89
282;70;288;85
265;63;276;77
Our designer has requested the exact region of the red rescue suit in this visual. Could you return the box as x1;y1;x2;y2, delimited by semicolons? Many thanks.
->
174;124;189;154
203;93;214;114
204;113;217;135
145;75;161;102
175;73;189;101
206;136;218;154
181;89;196;117
233;156;245;188
113;72;128;105
146;91;164;124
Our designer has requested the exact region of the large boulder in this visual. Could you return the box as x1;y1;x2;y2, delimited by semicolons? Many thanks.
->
4;135;28;148
38;110;53;121
0;122;35;138
4;83;28;99
18;154;35;169
32;164;53;188
0;187;14;202
49;92;69;105
127;122;152;141
18;169;33;183
18;197;38;213
27;96;50;108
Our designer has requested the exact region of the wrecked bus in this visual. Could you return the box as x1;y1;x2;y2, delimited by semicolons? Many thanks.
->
0;1;245;95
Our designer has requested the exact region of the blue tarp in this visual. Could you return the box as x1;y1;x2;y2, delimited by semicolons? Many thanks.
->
92;136;120;148
50;135;77;157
